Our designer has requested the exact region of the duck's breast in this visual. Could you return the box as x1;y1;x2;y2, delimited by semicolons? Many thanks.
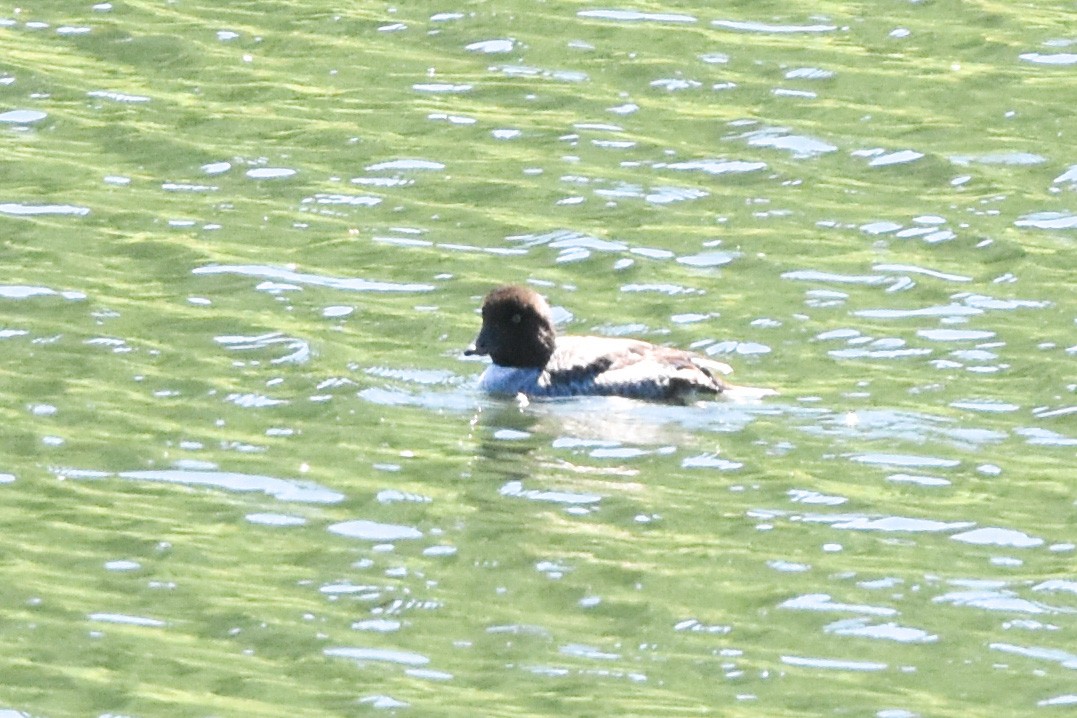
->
478;365;543;395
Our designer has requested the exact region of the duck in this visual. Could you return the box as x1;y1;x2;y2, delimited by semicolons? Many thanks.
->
464;284;775;403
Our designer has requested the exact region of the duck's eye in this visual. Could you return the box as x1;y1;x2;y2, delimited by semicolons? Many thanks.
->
511;313;522;324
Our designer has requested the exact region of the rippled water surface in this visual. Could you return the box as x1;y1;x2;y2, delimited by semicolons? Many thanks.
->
2;1;1075;716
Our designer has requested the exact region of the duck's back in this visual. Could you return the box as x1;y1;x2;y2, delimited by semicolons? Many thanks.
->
537;335;732;401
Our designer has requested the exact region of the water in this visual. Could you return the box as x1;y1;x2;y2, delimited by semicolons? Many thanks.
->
2;1;1075;716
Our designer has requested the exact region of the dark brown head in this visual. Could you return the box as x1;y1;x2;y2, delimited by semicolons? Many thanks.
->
465;285;557;368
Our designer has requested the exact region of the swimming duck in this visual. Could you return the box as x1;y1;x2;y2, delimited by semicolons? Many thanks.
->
464;284;774;403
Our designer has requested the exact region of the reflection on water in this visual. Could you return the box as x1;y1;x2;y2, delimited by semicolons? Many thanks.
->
58;468;347;504
193;264;436;293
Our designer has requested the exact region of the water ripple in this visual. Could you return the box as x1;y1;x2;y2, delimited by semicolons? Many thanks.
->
780;655;887;672
0;284;86;300
1014;212;1077;230
621;283;701;295
951;527;1044;548
872;264;972;282
867;149;924;167
832;516;974;533
412;83;472;93
681;453;743;471
1054;165;1077;185
328;520;423;541
115;469;344;503
500;480;602;505
0;202;90;217
917;328;996;342
324;646;430;666
959;292;1050;310
1032;405;1077;420
783;269;891;286
737;127;837;157
357;387;478;413
359;695;409;709
780;593;897;616
245;167;295;180
87;89;151;103
89;612;167;627
367;159;445;171
1019;52;1077;65
950;399;1020;413
825;618;938;643
466;39;514;53
216;332;311;364
677;251;739;267
1015;427;1077;447
193;265;435;292
713;20;837;33
301;193;381;207
991;643;1077;670
934;590;1059;615
659;158;767;175
854;304;982;319
508;229;625;252
886;473;951;487
493;65;588;82
650;78;702;91
0;109;47;123
246;513;306;527
578;9;697;23
849;453;960;469
366;367;457;385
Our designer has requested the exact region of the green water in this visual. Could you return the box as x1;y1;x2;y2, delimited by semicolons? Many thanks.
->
2;1;1075;716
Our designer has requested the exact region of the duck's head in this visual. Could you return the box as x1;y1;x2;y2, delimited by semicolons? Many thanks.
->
465;284;557;368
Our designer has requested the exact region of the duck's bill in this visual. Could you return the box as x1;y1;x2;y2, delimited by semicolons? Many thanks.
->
465;329;490;356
